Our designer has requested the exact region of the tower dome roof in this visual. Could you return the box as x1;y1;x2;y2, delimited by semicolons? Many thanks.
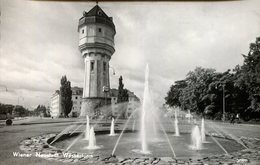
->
78;5;115;32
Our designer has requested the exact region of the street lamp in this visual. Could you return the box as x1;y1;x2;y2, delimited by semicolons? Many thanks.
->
109;66;116;75
103;86;110;105
102;86;110;119
221;83;226;122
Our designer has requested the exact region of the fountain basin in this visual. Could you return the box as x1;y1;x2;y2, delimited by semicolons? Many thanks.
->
51;131;243;159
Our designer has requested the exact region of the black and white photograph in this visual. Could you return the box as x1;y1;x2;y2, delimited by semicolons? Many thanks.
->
0;0;260;164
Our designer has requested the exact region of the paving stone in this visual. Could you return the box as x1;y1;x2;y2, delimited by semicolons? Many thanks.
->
132;158;145;164
160;157;176;163
236;158;249;163
116;157;125;163
105;158;118;163
157;161;170;165
177;160;186;164
121;158;133;164
152;158;160;164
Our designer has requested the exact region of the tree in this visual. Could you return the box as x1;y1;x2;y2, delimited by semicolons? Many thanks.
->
117;76;129;103
33;105;48;117
165;37;260;120
165;80;187;107
234;37;260;116
60;76;73;117
12;105;30;117
0;103;14;116
180;67;217;114
117;76;129;118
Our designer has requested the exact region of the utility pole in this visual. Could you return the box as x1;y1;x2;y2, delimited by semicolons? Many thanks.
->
222;84;225;122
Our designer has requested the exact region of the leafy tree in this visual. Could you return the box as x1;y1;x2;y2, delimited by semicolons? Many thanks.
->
33;105;48;117
235;37;260;114
180;67;217;114
60;76;73;117
12;105;30;117
205;70;250;120
117;76;129;119
165;80;187;107
165;37;260;120
117;76;129;103
0;103;14;116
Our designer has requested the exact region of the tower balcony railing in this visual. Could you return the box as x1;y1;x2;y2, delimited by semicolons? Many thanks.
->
79;16;116;33
79;36;114;47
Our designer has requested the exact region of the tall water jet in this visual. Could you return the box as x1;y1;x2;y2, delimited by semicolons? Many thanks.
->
174;109;180;136
191;125;202;150
201;118;206;142
109;118;116;136
84;115;90;140
187;110;191;123
85;126;100;149
140;64;150;154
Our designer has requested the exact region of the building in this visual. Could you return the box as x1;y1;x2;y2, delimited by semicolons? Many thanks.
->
50;90;61;118
78;5;116;118
110;88;140;118
50;87;83;118
69;87;83;117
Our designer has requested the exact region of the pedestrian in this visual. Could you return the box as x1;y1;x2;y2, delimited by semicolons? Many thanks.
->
235;113;240;123
230;114;235;124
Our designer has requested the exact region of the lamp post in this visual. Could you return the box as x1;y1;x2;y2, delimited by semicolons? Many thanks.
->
109;66;116;75
103;86;110;119
222;83;226;122
103;86;110;105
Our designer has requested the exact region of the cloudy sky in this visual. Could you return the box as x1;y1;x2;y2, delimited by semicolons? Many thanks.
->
0;0;260;109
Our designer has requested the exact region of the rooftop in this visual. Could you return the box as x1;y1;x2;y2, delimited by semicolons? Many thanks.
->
78;5;115;32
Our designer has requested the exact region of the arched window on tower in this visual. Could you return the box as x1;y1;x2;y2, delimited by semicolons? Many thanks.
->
103;62;106;72
90;61;95;71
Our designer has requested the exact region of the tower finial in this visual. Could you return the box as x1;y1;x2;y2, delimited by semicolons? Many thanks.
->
96;1;98;5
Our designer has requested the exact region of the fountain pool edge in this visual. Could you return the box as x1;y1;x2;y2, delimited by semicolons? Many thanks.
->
19;131;260;164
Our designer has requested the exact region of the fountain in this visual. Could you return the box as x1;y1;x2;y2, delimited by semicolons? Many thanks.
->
140;64;151;154
85;126;100;150
174;109;180;136
50;125;75;145
131;64;153;155
84;115;90;140
109;118;116;136
201;118;206;142
49;64;245;160
191;125;202;150
187;110;191;123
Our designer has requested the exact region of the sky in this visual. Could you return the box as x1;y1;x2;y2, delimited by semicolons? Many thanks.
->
0;0;260;109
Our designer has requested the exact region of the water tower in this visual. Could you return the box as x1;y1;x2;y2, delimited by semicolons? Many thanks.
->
78;5;116;118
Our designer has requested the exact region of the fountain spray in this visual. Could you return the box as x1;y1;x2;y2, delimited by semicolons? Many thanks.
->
140;64;149;153
84;115;90;140
109;118;116;136
191;125;202;150
85;126;100;150
201;118;206;142
174;109;180;136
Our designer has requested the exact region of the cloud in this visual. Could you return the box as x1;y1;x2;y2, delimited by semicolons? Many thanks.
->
0;0;260;108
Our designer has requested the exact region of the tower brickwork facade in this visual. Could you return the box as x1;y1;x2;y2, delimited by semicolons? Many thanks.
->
78;5;116;117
